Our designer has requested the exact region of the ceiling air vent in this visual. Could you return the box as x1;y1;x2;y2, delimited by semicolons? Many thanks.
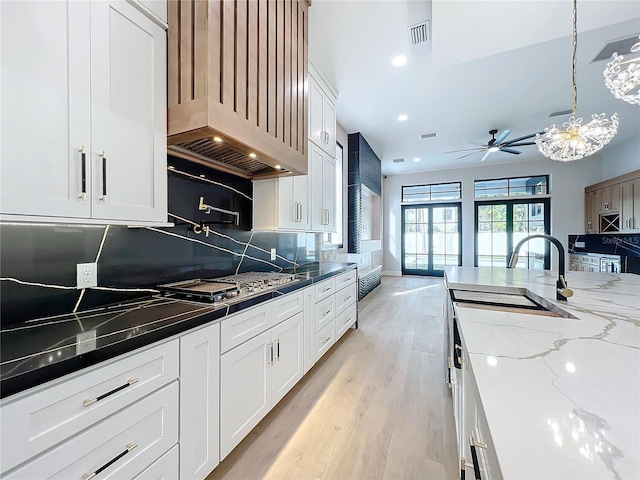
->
392;158;405;163
592;35;639;63
548;109;572;118
419;132;438;139
408;20;430;46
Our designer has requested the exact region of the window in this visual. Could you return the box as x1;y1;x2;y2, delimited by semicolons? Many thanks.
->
402;182;461;202
475;199;551;269
323;142;343;248
474;175;549;198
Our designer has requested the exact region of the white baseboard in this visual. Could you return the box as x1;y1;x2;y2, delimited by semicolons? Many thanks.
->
382;270;402;277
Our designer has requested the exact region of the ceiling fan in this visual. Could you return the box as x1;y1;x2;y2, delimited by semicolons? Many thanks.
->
446;129;542;162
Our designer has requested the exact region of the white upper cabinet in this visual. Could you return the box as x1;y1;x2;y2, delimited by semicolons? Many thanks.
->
253;174;310;231
0;0;167;225
310;143;336;232
308;63;337;156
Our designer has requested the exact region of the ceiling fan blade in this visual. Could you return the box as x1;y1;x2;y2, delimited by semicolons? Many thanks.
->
444;147;486;153
461;140;487;146
480;150;492;162
452;151;482;161
494;129;512;144
506;142;536;147
505;131;543;144
500;148;521;155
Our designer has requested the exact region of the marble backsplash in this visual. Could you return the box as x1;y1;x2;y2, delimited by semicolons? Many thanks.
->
1;157;321;325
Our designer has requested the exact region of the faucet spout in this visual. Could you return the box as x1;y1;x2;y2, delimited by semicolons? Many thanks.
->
507;234;573;301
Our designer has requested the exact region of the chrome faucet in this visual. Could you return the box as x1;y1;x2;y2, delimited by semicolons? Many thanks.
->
507;234;574;301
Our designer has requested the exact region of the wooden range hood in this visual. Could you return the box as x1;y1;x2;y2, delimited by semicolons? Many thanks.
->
168;0;310;180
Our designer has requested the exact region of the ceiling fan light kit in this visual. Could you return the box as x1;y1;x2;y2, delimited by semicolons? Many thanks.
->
536;0;618;162
604;35;640;105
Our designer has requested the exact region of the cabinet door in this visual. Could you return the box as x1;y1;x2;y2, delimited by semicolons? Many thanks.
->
276;176;298;230
220;330;272;460
179;324;220;480
323;155;337;232
309;77;325;148
310;143;325;230
303;287;315;374
585;191;599;233
323;98;337;154
0;1;92;219
271;312;304;405
620;179;640;231
90;0;167;223
134;444;178;480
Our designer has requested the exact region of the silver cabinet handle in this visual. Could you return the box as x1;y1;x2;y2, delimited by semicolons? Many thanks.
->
99;151;107;202
275;338;280;361
297;202;303;222
267;342;273;365
82;443;137;479
79;146;87;201
322;286;331;292
322;335;331;346
343;316;352;325
83;378;139;407
323;309;332;316
470;433;488;449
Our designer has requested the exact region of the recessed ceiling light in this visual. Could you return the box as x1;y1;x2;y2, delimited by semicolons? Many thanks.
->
199;174;206;178
213;136;223;143
274;165;282;170
392;55;407;67
398;114;408;122
249;153;257;158
413;157;421;162
168;165;175;170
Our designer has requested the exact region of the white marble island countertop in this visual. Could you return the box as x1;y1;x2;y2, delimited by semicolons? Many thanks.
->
444;267;640;480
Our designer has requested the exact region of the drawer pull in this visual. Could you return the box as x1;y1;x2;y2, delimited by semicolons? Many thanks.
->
82;443;137;479
83;378;139;407
343;316;352;325
345;295;352;301
79;146;87;201
322;287;331;292
323;309;332;316
470;433;487;450
322;336;332;346
99;151;107;203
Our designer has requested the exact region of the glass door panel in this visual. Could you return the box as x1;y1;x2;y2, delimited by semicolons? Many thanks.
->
402;203;461;275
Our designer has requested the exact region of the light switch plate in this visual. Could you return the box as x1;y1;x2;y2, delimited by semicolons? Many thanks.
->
575;241;585;248
270;248;277;261
76;262;98;289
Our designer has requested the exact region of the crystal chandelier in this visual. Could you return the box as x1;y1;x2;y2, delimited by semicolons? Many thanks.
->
604;35;640;105
536;0;618;162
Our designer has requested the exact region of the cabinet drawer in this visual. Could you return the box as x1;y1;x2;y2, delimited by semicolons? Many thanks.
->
314;295;335;333
334;269;357;290
1;340;179;473
335;282;357;314
4;382;179;480
336;302;357;339
134;444;178;480
314;278;335;303
272;289;304;325
221;304;272;353
314;321;336;363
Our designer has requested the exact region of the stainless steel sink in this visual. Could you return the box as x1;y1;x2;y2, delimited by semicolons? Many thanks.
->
449;287;577;318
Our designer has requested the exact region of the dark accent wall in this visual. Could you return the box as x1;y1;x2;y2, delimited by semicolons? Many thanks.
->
0;157;320;325
348;133;382;253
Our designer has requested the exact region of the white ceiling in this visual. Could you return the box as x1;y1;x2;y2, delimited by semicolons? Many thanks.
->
308;0;640;175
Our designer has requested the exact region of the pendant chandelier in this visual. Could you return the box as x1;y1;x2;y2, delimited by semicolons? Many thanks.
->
536;0;618;162
604;35;640;105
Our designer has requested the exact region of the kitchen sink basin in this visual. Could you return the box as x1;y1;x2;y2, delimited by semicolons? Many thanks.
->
449;287;577;318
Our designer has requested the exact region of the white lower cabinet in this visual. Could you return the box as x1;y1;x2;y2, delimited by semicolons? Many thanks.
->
133;444;178;480
0;340;179;474
335;302;357;338
314;320;336;362
4;382;178;480
220;312;303;460
179;323;220;480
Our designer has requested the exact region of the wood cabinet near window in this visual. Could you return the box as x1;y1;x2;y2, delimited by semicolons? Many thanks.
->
0;0;168;225
620;178;640;232
584;169;640;234
167;0;310;178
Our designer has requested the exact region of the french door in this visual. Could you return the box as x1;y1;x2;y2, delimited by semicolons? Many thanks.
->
402;203;462;275
474;199;551;269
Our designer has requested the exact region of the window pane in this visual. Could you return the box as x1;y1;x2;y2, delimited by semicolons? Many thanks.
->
431;182;461;193
477;205;492;221
476;175;549;198
405;209;416;223
403;182;461;202
402;185;430;202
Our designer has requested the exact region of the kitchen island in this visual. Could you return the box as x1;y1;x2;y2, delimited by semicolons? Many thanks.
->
444;267;639;480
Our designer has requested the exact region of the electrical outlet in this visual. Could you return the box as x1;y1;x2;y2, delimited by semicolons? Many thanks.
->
270;248;277;261
76;330;97;355
76;262;98;289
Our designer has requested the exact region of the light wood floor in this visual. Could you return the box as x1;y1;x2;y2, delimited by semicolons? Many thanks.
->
207;276;458;480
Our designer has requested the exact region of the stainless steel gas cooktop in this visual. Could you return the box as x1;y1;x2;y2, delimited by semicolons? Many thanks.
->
157;272;299;304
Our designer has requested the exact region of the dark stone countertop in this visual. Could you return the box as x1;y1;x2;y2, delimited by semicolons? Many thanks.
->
0;262;356;399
